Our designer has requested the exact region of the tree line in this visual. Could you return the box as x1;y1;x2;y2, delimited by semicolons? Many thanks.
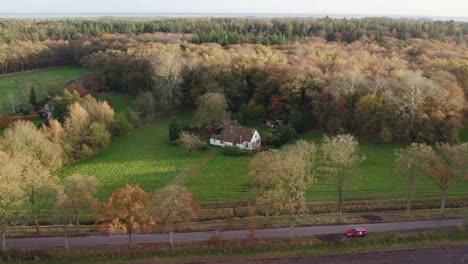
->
81;37;467;144
1;17;467;44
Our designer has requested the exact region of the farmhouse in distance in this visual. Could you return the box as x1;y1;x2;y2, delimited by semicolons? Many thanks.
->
210;124;261;150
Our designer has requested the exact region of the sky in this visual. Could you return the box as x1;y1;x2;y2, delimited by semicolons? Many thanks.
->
1;0;468;18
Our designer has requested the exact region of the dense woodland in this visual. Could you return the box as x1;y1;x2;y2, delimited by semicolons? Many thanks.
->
1;18;467;143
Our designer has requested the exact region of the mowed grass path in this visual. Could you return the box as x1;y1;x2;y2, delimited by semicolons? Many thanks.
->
59;113;206;201
185;128;468;204
0;66;89;109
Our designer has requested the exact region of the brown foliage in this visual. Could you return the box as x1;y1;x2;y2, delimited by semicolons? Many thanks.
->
98;184;152;243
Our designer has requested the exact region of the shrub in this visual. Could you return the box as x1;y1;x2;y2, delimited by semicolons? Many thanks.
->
112;112;133;137
127;110;142;127
196;208;234;221
232;112;245;125
379;126;393;143
265;124;297;147
168;117;182;142
223;146;243;156
176;132;206;153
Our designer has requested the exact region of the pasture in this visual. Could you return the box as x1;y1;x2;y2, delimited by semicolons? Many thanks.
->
59;110;468;204
59;113;207;200
0;66;89;112
185;128;468;203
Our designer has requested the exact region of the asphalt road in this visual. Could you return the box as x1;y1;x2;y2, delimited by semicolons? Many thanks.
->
6;218;464;248
172;246;468;264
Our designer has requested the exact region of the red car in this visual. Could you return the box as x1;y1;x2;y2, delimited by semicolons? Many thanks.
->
346;227;367;237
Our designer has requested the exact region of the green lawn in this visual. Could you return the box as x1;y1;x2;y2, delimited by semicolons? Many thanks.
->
184;128;468;204
0;66;89;111
96;91;134;113
59;113;206;201
184;154;256;203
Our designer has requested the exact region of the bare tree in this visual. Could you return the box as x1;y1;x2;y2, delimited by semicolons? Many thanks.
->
320;134;362;223
396;71;437;140
152;50;184;110
7;92;15;114
55;189;73;250
150;185;201;247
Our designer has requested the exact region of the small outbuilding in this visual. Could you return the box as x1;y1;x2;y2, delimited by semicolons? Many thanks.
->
36;96;53;120
210;125;261;150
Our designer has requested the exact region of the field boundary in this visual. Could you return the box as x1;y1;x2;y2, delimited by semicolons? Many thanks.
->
172;149;217;185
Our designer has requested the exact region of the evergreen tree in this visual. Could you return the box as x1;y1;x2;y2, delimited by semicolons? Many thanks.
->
29;86;37;108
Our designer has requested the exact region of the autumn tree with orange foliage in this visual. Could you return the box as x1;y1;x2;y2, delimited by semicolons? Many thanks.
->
420;143;468;217
98;185;153;245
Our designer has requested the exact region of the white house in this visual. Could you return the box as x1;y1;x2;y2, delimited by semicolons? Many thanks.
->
210;125;261;150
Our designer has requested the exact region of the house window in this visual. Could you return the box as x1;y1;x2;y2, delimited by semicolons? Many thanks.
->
220;141;224;144
244;143;249;148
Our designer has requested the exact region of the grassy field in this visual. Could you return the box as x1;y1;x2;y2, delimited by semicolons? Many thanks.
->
184;126;468;203
0;66;89;112
184;155;256;203
59;113;207;200
58;107;468;204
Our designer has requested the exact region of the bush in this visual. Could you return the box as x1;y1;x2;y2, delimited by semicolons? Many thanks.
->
169;117;182;142
196;208;234;221
379;126;393;143
265;124;297;147
176;132;206;153
112;112;133;137
232;112;245;125
223;146;243;156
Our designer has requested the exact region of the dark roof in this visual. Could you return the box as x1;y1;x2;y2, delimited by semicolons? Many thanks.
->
38;96;52;105
211;125;257;144
36;96;53;111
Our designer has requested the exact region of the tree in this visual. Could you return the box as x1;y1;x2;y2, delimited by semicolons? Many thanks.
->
1;120;62;172
87;122;111;151
63;103;91;161
150;185;201;247
29;86;37;108
135;91;154;121
80;96;115;129
195;92;230;127
168;117;182;142
396;72;437;140
52;89;80;123
320;134;362;223
265;124;297;147
250;140;316;240
152;50;184;110
62;174;100;232
420;143;468;216
395;143;432;218
0;150;24;253
176;132;206;153
98;184;153;246
17;154;56;235
54;189;73;250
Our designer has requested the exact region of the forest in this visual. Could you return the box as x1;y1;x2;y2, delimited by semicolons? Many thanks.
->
0;17;467;144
